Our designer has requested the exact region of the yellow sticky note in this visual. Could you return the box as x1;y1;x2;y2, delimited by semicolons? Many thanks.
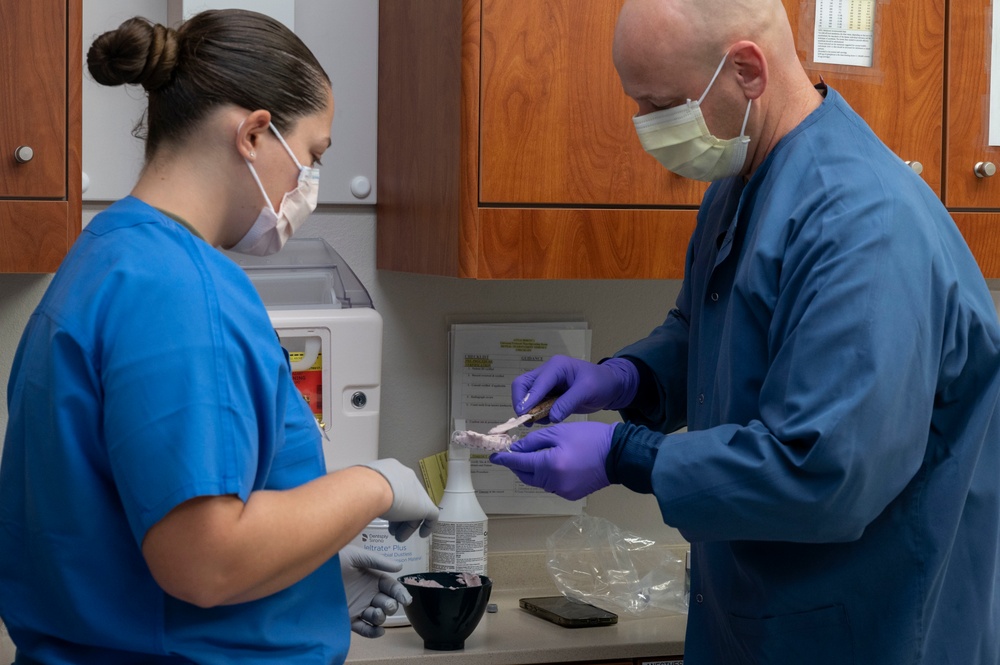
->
418;450;449;505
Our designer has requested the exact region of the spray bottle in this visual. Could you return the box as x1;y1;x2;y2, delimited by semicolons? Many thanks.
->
430;443;488;574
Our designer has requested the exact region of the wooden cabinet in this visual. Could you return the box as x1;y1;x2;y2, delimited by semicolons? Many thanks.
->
782;0;945;196
377;0;695;279
478;0;701;207
377;0;1000;280
787;0;1000;278
944;0;1000;274
945;0;999;208
0;0;82;273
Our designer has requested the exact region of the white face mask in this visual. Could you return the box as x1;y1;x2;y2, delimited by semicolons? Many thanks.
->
229;121;320;256
632;53;752;182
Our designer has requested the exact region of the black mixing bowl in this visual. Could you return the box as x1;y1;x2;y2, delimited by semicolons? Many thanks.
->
398;571;494;650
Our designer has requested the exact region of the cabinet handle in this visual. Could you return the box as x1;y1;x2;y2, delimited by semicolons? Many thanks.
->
14;145;34;164
975;161;997;178
905;160;923;176
350;175;372;199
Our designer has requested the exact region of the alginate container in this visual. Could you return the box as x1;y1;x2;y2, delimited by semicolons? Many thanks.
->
350;518;430;626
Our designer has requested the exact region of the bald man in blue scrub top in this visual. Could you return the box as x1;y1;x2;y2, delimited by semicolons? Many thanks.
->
491;1;1000;663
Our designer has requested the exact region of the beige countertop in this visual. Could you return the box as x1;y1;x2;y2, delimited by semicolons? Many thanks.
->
346;552;687;665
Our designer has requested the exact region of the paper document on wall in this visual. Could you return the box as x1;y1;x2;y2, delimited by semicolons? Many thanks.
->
813;0;876;67
990;1;1000;145
449;322;591;515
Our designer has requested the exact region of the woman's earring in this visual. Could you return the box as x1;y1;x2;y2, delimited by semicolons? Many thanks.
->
249;151;256;159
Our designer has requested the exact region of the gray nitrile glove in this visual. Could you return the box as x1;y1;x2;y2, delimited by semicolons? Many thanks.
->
339;545;412;639
359;458;439;541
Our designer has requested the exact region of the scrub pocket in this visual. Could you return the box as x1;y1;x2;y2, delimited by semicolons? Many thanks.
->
728;604;854;665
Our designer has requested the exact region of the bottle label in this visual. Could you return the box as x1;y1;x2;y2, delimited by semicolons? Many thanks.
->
353;524;428;571
430;520;488;574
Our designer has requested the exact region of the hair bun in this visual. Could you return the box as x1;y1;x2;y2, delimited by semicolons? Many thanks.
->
87;17;179;92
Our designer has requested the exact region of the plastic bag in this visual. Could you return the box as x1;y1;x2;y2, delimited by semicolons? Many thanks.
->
546;514;688;615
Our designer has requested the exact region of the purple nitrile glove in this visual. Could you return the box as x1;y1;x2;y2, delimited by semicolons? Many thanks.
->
489;422;616;501
511;356;639;423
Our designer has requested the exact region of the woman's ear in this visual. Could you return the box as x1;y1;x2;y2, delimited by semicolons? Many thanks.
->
235;109;272;161
730;41;768;100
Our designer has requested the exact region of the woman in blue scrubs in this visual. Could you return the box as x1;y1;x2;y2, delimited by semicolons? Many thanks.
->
491;0;1000;663
0;10;437;664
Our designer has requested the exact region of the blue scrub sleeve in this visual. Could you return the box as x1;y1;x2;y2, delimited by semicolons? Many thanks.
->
605;422;659;494
99;250;280;544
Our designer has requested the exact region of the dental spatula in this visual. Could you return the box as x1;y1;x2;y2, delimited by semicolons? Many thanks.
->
450;397;558;452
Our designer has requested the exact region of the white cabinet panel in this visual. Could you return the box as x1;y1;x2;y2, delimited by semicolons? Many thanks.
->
296;0;378;204
83;0;377;205
82;0;166;201
173;0;295;28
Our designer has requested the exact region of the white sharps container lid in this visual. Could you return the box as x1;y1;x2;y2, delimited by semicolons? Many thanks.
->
223;238;374;310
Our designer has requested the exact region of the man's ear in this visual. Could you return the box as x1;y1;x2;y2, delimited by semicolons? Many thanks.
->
730;40;768;100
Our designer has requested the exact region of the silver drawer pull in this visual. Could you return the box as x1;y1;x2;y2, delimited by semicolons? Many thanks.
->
975;161;997;178
14;145;33;164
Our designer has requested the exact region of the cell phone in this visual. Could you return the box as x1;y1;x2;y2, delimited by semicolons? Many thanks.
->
519;595;618;628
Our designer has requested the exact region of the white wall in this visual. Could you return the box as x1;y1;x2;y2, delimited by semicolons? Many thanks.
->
1;621;10;664
0;260;51;665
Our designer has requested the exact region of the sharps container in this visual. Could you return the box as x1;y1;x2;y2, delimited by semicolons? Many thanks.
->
225;238;382;472
350;519;430;626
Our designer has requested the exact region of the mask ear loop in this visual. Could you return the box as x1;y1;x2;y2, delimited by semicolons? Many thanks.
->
697;52;753;140
738;98;752;138
268;123;307;171
697;52;731;105
237;118;278;213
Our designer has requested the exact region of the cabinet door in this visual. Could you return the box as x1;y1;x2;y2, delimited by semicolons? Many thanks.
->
479;0;707;206
81;0;166;201
952;211;1000;277
477;208;695;279
295;0;378;204
783;0;945;196
85;0;378;205
945;0;1000;208
0;0;81;274
0;0;67;199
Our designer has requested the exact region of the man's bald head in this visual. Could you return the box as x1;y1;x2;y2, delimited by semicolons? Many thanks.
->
613;0;795;84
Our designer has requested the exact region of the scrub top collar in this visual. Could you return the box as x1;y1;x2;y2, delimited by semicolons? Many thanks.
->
154;206;205;242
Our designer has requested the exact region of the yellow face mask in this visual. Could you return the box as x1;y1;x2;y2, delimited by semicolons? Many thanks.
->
632;53;752;182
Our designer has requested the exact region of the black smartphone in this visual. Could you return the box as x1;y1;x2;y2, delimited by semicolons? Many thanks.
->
519;595;618;628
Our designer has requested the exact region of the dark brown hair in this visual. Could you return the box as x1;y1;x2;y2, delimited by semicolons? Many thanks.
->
87;9;330;159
